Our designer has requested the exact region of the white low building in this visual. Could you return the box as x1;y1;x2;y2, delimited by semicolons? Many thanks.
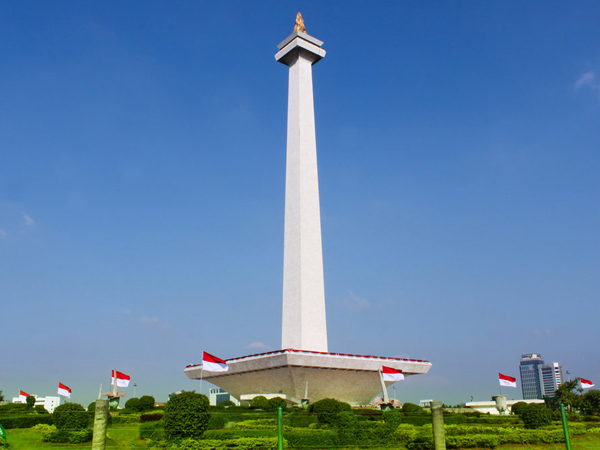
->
465;398;544;415
12;395;61;413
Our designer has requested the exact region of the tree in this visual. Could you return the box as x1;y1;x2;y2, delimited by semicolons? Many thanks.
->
163;391;210;440
250;396;269;410
581;389;600;415
555;378;583;411
139;395;155;411
26;395;36;409
0;390;4;402
308;398;352;425
87;401;96;412
53;403;89;430
521;404;552;429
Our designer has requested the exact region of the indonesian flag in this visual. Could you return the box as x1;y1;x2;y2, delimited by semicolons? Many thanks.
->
499;373;517;388
19;390;30;402
110;370;131;387
382;366;404;382
581;378;595;389
202;351;229;372
57;383;72;398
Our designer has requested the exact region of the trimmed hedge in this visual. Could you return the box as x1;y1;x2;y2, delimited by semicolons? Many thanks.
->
207;415;227;430
284;413;317;428
284;429;339;448
0;414;54;429
111;412;142;424
158;437;280;449
406;423;588;450
141;412;164;423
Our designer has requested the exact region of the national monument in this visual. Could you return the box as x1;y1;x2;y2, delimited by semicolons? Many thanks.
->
185;14;431;406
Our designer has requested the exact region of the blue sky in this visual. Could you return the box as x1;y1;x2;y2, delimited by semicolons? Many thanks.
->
1;1;599;406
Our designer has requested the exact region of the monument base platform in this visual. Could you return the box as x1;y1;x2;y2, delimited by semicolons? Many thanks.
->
185;349;431;406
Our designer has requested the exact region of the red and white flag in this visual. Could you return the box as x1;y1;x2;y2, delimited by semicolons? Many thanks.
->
110;370;131;388
57;383;72;398
19;390;30;402
202;351;229;372
382;366;404;382
499;373;517;388
581;378;595;389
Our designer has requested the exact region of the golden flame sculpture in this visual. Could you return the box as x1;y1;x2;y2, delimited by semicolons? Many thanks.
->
294;12;306;33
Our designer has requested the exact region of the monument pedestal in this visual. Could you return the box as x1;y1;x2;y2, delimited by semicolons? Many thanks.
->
185;349;431;406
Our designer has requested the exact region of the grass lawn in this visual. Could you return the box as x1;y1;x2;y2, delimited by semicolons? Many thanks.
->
498;433;600;450
5;424;149;450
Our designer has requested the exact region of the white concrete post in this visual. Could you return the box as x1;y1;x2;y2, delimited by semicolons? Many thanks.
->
275;29;328;352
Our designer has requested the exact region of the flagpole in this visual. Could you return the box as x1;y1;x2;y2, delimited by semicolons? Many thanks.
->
112;369;118;397
200;368;204;394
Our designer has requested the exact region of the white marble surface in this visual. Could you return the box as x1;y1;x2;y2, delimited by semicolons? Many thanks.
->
277;33;328;352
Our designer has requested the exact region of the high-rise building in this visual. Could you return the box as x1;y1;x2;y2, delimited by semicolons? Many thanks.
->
539;362;565;398
519;353;545;399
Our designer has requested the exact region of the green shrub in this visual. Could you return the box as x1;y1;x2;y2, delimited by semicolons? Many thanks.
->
139;395;156;411
25;396;35;410
207;415;227;430
285;413;317;428
400;413;432;426
111;412;142;424
67;429;93;443
266;397;286;412
141;412;164;422
53;403;89;430
43;428;93;443
284;428;339;448
308;398;351;425
34;405;49;414
393;424;417;442
442;413;466;424
125;397;141;411
163;391;210;441
511;401;529;416
383;409;403;431
220;400;236;407
521;404;552;429
33;423;56;441
333;411;358;443
0;403;30;414
163;437;279;449
0;414;54;429
402;403;424;413
249;396;269;410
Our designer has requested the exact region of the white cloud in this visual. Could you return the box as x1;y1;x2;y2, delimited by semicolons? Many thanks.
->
247;342;271;352
575;71;595;90
23;214;35;226
139;316;170;330
533;329;551;337
575;71;600;97
342;291;370;311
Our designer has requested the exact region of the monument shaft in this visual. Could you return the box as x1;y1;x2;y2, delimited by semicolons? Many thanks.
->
276;31;328;352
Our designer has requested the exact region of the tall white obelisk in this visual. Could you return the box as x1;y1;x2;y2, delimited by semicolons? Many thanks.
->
276;14;328;352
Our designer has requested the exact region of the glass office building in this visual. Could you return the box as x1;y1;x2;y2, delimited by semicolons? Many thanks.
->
539;362;565;398
519;353;545;399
